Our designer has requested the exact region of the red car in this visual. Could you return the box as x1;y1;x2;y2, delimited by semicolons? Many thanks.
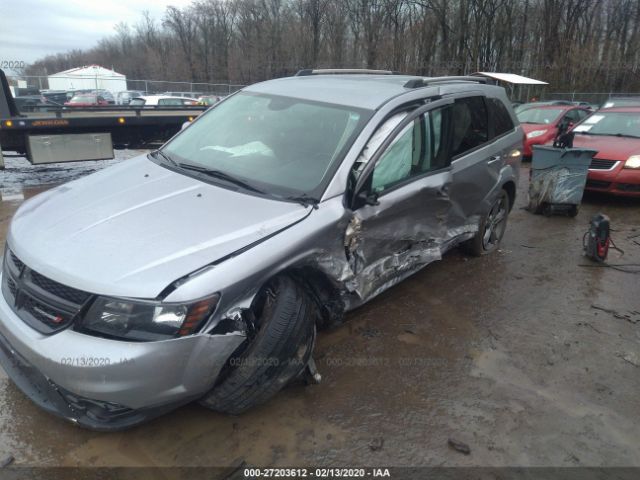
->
517;105;591;158
571;107;640;197
64;94;109;107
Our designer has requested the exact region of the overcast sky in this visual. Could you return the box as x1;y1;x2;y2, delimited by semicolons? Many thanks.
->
0;0;192;69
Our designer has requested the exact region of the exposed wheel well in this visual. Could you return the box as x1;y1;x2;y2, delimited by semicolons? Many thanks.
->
287;266;345;329
503;181;516;211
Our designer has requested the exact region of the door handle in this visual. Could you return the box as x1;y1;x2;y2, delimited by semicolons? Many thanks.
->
488;155;502;164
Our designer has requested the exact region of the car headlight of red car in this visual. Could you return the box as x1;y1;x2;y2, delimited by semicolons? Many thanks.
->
624;155;640;169
526;129;548;139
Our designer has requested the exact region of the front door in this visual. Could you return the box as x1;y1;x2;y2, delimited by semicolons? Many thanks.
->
347;100;456;300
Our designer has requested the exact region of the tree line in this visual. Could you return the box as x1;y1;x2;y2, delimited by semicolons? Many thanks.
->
24;0;640;94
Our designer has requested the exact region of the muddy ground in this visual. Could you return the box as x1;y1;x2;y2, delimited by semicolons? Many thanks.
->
0;152;639;468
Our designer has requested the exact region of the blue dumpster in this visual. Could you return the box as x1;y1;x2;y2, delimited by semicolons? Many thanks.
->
528;145;598;217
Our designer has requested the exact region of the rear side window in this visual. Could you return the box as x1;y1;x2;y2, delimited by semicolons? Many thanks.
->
451;97;489;157
488;98;515;137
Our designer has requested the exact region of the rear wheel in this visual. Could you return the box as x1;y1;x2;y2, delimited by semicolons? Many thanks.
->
465;189;510;256
568;205;579;217
200;275;316;414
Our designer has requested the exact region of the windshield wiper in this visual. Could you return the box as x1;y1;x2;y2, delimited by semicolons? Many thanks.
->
153;149;179;167
177;163;265;194
284;194;319;208
613;133;640;139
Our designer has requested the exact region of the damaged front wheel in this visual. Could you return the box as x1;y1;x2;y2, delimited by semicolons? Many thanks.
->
199;275;317;414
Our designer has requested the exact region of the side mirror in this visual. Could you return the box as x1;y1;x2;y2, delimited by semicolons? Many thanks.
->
356;190;380;207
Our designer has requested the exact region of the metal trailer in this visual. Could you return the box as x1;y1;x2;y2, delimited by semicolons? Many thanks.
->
0;69;207;168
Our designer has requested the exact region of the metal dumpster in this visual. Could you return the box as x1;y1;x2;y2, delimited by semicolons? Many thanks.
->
528;145;598;217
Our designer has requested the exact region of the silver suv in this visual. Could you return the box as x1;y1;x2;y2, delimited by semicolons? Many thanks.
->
0;70;522;430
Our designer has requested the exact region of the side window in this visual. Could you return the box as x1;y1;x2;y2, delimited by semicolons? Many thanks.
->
488;98;514;137
451;96;489;157
564;109;583;124
371;108;449;193
576;109;590;120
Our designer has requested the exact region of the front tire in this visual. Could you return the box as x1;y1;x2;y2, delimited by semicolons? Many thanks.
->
200;275;316;414
465;189;510;256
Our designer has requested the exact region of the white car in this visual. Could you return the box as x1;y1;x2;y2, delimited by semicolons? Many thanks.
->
129;95;199;107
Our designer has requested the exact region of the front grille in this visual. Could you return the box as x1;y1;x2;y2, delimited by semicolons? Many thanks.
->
23;296;70;326
616;183;640;192
586;179;612;189
9;251;24;271
7;277;17;297
589;159;617;170
29;269;91;305
2;249;92;334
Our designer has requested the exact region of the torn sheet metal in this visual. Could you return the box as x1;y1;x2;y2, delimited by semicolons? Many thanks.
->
314;200;480;310
342;218;479;303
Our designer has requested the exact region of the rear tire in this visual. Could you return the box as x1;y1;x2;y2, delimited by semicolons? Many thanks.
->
200;275;316;414
465;189;510;256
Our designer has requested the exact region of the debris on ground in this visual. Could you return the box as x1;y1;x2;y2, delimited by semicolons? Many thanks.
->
575;322;603;334
591;304;640;324
0;456;14;468
369;437;384;451
617;352;640;368
447;438;471;455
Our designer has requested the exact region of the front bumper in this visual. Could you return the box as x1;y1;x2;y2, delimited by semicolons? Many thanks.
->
586;166;640;197
0;274;245;430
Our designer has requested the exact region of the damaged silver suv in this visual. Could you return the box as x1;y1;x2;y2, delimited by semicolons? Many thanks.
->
0;70;522;430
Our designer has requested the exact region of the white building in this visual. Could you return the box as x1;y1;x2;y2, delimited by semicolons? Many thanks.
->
47;65;127;93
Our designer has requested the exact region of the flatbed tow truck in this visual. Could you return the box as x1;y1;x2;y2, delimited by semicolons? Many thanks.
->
0;69;207;169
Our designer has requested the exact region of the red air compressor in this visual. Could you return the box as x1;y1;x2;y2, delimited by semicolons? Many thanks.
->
584;214;610;262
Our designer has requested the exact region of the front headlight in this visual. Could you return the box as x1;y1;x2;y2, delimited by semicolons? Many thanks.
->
526;129;548;139
80;294;219;341
624;155;640;169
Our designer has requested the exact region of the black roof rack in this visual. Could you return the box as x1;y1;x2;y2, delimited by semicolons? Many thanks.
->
403;75;495;88
295;68;399;76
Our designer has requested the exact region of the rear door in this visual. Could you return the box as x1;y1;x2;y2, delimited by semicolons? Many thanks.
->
447;95;510;224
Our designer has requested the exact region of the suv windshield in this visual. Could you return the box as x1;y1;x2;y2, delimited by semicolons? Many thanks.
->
516;108;564;124
573;111;640;137
161;92;370;198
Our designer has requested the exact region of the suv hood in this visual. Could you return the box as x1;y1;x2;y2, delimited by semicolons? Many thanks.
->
8;156;310;299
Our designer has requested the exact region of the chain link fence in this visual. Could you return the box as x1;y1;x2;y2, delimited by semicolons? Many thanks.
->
546;92;640;106
6;75;246;97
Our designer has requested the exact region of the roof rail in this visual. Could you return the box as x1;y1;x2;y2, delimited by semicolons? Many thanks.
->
295;68;399;76
403;75;495;88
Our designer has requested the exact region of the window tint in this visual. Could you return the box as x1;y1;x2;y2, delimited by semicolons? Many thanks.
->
371;108;449;193
488;98;514;137
451;97;489;157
